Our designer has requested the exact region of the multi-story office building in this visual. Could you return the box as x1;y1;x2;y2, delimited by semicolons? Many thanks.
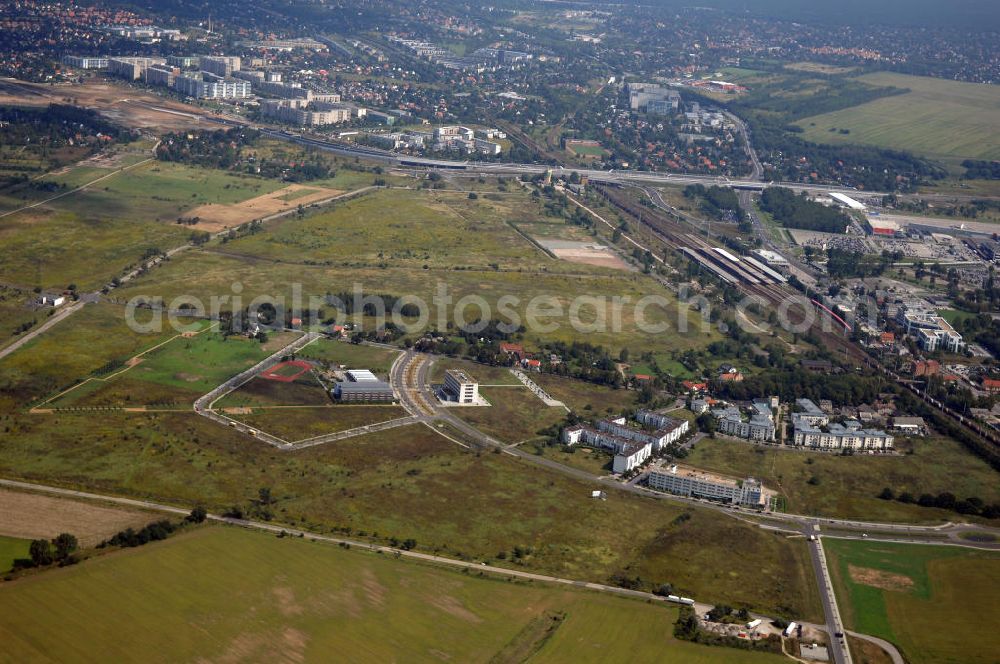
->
443;369;479;404
647;465;766;507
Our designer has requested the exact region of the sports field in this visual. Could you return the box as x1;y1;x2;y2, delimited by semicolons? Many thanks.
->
796;72;1000;164
824;539;1000;664
0;526;786;663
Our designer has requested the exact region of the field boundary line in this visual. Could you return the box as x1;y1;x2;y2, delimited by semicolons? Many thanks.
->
29;321;217;412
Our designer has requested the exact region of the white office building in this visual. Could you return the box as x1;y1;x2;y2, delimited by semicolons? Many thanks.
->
443;369;479;404
647;465;766;507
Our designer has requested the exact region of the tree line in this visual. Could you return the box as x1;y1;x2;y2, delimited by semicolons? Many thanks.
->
759;187;851;233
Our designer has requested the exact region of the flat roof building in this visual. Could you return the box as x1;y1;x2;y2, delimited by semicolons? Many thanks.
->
334;369;394;402
647;464;767;507
444;369;479;404
62;56;108;70
830;192;867;211
200;56;241;77
107;57;165;80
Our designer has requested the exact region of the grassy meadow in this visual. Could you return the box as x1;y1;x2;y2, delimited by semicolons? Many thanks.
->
797;72;1000;166
825;539;1000;664
0;526;789;663
0;535;30;573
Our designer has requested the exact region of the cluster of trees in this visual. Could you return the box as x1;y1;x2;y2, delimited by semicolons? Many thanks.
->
878;487;1000;519
683;184;741;221
673;607;782;653
156;127;260;169
759;187;850;233
17;533;78;569
718;368;883;406
826;248;901;278
961;160;1000;180
100;520;177;548
0;104;128;149
156;127;333;181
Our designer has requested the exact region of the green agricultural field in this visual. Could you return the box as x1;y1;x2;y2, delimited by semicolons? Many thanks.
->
0;535;30;573
824;539;1000;664
0;303;188;407
796;73;1000;165
0;526;787;663
297;339;400;373
684;435;1000;522
229;405;406;442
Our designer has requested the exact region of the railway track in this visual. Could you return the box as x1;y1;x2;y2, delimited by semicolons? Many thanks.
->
593;183;865;361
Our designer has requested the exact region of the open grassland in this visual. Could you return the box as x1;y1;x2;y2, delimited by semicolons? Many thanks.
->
229;405;406;442
297;339;400;373
0;535;30;573
796;73;1000;164
825;539;1000;664
684;436;1000;522
0;207;189;291
215;376;330;409
211;187;567;271
450;387;567;444
430;357;522;386
531;374;638;414
112;247;710;355
0;407;822;620
0;526;787;663
535;444;613;475
0;488;155;547
126;329;282;395
0;303;188;407
44;161;285;223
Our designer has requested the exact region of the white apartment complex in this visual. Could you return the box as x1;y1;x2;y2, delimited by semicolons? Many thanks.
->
791;399;893;450
561;412;689;474
712;400;776;441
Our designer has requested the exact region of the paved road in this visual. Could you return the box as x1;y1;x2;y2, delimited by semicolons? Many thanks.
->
808;531;853;664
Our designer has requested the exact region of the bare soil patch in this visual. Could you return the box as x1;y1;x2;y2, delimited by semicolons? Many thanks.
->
848;564;915;592
536;238;630;270
0;489;155;546
183;184;342;232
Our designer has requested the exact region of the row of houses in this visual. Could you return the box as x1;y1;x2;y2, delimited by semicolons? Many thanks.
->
561;411;689;474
